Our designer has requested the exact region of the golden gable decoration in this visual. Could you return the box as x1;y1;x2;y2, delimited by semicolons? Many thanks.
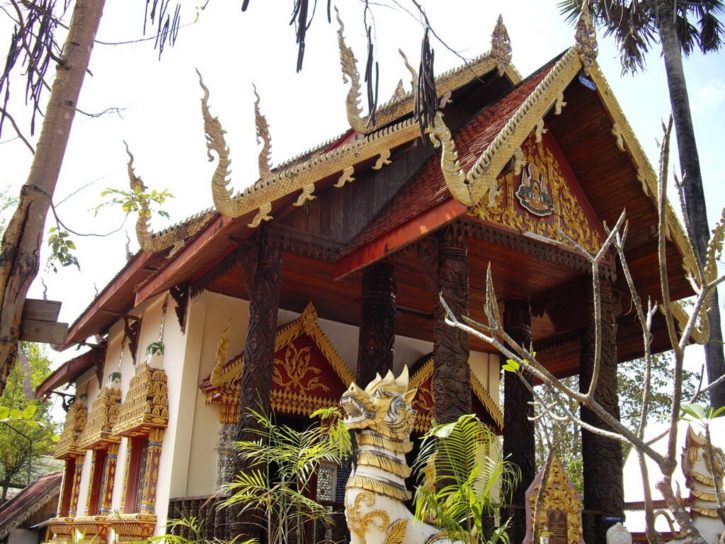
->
78;387;121;450
202;302;353;422
54;398;88;460
409;355;503;433
524;456;584;544
471;135;602;255
112;364;168;437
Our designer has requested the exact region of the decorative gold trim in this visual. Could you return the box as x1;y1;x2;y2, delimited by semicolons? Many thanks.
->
668;300;709;344
372;149;392;170
586;64;699;282
127;143;213;257
345;491;390;540
471;136;602;255
574;6;598;75
611;122;625;152
78;387;121;450
337;11;521;136
356;431;413;455
108;513;156;543
429;48;583;208
526;455;583;544
112;364;168;437
247;202;273;228
199;70;234;218
334;166;355;188
253;84;273;180
682;424;724;519
206;302;354;421
293;184;316;207
347;475;411;502
55;400;88;460
491;15;512;76
357;451;412;478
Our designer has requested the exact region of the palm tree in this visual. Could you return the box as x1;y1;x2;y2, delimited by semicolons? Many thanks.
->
560;0;725;408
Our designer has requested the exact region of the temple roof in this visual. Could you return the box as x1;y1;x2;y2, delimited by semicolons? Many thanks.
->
44;34;695;392
0;472;62;539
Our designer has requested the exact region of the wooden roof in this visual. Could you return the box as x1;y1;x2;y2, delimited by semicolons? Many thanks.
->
46;42;696;393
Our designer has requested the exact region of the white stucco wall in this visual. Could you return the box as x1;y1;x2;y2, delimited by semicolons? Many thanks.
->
72;368;99;517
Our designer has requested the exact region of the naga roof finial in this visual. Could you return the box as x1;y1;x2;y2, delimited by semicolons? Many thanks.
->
336;7;368;134
253;84;272;180
198;69;234;216
124;141;152;250
575;1;598;74
491;15;512;76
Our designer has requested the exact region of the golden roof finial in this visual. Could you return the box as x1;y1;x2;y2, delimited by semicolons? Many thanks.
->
575;1;598;74
491;15;512;76
198;69;234;216
253;84;272;180
124;142;153;251
336;8;368;134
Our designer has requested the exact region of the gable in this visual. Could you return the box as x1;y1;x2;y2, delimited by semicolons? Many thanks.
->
470;132;604;255
202;302;353;421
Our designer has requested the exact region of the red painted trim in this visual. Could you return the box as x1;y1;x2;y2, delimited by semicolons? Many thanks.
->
134;215;235;305
35;349;101;399
334;198;467;279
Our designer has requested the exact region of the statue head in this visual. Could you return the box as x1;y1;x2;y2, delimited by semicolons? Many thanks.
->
340;367;417;438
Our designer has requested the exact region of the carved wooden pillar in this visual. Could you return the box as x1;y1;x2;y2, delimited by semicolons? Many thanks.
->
433;226;471;424
502;298;534;544
140;428;164;514
231;228;282;540
99;443;118;514
579;280;623;544
69;454;84;516
356;261;396;387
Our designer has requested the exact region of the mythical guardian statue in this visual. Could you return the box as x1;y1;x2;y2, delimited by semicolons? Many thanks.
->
341;368;458;544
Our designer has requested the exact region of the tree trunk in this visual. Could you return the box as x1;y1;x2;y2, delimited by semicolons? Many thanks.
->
0;0;106;394
654;0;725;408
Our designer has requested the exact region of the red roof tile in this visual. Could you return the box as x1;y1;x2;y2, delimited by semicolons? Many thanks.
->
0;471;62;538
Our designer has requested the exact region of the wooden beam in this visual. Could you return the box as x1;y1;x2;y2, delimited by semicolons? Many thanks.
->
135;215;236;305
22;299;62;322
20;319;68;344
335;198;466;280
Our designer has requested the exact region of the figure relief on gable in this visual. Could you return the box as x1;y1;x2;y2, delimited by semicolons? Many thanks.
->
471;134;601;255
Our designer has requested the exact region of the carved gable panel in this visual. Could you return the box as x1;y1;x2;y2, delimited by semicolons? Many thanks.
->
471;134;603;255
203;302;354;421
409;355;503;433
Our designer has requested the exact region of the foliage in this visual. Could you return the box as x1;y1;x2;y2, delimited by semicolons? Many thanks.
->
558;0;724;74
96;186;173;219
413;414;517;544
0;187;17;235
0;343;57;500
146;341;165;356
148;515;255;544
46;227;81;273
223;407;350;544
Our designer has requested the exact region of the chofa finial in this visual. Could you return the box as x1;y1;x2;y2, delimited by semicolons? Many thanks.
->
253;84;273;180
575;1;598;74
491;15;512;76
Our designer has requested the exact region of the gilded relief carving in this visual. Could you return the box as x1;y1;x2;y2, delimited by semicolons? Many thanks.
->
112;364;168;437
272;343;330;394
471;136;601;255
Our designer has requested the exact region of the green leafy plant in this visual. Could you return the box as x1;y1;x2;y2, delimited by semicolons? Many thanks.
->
414;414;518;544
96;186;173;218
223;407;350;544
147;515;255;544
46;227;80;273
146;341;165;357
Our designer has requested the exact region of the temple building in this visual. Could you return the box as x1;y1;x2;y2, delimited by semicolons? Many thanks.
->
35;12;695;544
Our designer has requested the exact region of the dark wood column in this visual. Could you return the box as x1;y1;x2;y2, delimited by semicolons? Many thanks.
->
231;227;282;540
433;226;471;424
356;261;396;387
579;280;623;544
502;298;534;544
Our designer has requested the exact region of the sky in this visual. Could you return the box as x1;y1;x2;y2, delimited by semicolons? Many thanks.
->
0;0;724;360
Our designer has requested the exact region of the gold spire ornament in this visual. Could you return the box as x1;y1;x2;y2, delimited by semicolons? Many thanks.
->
199;69;235;217
336;9;368;134
491;15;512;76
574;3;598;74
253;84;273;180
